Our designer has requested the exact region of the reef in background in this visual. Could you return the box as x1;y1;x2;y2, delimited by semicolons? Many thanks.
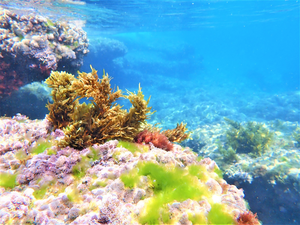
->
188;118;300;224
0;8;89;98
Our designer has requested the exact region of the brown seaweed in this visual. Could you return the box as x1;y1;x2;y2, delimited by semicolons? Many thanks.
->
45;67;153;149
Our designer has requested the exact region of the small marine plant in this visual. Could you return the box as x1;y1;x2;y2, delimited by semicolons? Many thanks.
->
134;130;173;151
217;142;239;163
292;127;300;148
237;211;260;225
46;19;55;27
224;118;274;157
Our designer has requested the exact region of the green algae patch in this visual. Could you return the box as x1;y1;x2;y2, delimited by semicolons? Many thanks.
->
67;187;81;202
46;19;55;27
121;162;211;224
15;149;31;165
120;168;140;189
31;139;52;155
117;141;148;154
47;148;57;155
72;147;101;181
0;172;17;189
89;180;108;191
33;185;48;199
188;212;207;224
196;155;204;161
188;164;207;180
214;167;223;179
139;194;170;224
72;156;91;180
87;147;100;161
33;180;56;199
207;203;234;224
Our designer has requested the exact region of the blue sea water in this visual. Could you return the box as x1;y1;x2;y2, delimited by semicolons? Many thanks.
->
1;0;300;224
79;0;300;130
1;0;299;127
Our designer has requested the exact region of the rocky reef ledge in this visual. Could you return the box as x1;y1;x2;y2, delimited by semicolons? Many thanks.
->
0;115;260;224
0;8;89;98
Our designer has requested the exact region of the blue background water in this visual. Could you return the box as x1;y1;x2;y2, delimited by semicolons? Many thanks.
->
0;1;299;224
78;0;299;130
1;0;299;128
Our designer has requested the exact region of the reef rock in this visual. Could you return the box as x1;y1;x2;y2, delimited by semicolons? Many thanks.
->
0;8;89;98
0;115;260;224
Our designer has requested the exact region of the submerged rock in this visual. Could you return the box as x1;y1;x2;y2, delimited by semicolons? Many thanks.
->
0;8;89;98
0;115;259;224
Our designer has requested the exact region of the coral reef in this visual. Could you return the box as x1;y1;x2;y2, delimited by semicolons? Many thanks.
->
0;115;260;224
224;118;274;157
89;37;128;62
188;119;300;224
0;8;88;98
240;91;300;122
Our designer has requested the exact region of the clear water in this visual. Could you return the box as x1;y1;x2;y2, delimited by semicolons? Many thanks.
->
1;0;300;224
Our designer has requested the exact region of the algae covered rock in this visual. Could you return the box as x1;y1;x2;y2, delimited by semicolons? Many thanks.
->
0;8;88;98
0;131;261;224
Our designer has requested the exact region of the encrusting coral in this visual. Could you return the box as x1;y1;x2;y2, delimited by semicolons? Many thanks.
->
45;66;190;150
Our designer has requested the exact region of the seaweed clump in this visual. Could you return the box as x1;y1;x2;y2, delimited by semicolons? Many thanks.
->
134;122;191;151
224;117;274;157
237;211;260;225
134;130;174;151
46;67;190;150
45;67;153;149
292;127;300;148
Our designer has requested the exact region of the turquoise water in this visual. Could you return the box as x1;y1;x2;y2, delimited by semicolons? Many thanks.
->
0;1;300;224
1;0;299;126
80;0;299;130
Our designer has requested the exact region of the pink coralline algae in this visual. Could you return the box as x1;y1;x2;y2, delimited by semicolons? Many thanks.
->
17;147;83;185
0;114;51;155
0;8;89;98
0;115;260;224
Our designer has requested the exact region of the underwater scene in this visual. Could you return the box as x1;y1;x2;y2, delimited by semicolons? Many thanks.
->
0;0;299;224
